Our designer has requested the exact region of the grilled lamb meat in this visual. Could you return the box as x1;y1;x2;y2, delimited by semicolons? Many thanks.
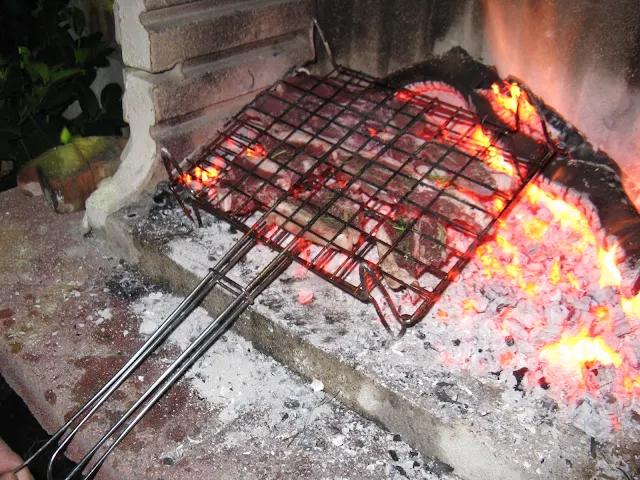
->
202;72;512;291
267;197;362;252
376;212;447;290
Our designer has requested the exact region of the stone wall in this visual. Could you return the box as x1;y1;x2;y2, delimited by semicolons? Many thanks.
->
86;0;313;229
86;0;640;230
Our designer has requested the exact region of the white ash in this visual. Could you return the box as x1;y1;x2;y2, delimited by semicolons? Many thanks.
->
159;179;640;477
131;292;457;480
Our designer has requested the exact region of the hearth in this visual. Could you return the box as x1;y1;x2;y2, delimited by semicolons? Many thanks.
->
29;1;640;479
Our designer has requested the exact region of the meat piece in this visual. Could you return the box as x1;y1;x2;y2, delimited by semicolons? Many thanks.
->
216;168;282;215
267;197;361;252
376;212;447;290
418;143;518;197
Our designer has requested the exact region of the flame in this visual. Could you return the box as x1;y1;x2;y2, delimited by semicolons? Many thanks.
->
622;293;640;319
491;83;538;126
540;329;622;377
246;144;266;158
469;126;514;176
597;244;622;289
524;184;595;255
183;165;219;190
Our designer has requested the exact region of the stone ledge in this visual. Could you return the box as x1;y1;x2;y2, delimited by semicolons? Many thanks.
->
103;197;635;480
144;0;195;10
150;90;257;162
140;0;313;72
152;33;309;122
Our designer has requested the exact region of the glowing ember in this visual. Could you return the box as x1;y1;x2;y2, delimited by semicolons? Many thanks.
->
540;329;622;377
522;217;548;241
298;287;314;305
480;81;545;142
423;171;640;429
550;260;561;285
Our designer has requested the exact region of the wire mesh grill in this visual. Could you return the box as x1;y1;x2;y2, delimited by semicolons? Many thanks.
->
165;65;553;330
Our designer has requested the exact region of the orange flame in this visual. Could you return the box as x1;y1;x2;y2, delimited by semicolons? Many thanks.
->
540;329;622;377
469;126;514;176
493;197;506;214
597;244;622;289
622;293;640;320
246;144;266;158
491;83;538;126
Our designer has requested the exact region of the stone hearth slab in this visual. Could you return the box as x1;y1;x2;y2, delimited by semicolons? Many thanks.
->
104;194;640;480
0;189;451;480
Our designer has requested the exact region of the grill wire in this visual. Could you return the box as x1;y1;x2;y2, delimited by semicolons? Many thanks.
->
10;65;555;480
166;65;553;331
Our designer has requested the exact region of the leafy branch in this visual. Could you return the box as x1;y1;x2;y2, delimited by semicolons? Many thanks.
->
0;0;126;172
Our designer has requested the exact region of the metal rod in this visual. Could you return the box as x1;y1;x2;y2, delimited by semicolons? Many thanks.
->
13;235;258;479
64;239;299;479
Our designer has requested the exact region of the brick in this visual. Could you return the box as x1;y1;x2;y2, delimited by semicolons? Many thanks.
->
141;0;313;72
152;33;309;122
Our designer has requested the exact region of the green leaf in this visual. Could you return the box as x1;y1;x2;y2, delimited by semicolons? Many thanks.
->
39;85;77;112
67;7;86;37
438;224;447;244
26;62;51;83
392;218;408;232
77;86;99;119
50;67;83;84
18;46;31;63
74;48;91;66
100;83;123;109
60;126;73;144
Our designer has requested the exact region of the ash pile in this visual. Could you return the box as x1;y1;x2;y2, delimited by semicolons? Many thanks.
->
149;47;640;477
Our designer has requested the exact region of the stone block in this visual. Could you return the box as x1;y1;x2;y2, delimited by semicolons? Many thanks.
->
140;0;313;72
152;33;309;122
17;137;125;214
151;91;257;162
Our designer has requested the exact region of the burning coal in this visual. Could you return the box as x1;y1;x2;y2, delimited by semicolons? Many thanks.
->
421;83;640;435
170;69;640;436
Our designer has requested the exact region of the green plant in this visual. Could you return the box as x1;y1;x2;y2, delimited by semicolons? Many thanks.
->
0;0;126;170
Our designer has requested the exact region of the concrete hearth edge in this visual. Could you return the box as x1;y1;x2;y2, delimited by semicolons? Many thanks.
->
104;197;610;480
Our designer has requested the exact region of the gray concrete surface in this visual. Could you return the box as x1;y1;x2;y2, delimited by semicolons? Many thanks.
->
0;188;457;479
102;192;640;480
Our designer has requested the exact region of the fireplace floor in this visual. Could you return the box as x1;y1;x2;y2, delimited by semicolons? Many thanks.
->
0;189;452;480
101;192;640;480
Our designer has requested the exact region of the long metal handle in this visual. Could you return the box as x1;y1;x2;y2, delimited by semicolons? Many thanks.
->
9;235;257;479
78;248;295;479
16;232;300;479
